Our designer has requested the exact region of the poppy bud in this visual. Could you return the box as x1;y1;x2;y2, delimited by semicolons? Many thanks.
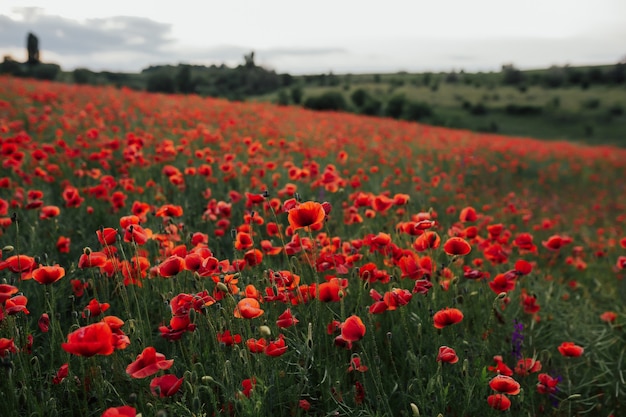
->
259;325;271;337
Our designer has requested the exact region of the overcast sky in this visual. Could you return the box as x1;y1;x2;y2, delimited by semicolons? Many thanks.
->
1;1;625;74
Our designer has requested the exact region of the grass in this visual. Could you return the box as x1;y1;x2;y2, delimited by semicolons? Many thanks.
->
0;75;625;417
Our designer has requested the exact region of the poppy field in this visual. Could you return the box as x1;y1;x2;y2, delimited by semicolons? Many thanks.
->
1;76;626;417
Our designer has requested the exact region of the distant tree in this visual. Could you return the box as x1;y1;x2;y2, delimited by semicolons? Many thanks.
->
350;88;370;108
276;90;290;106
303;91;347;111
244;51;256;68
73;68;95;84
501;64;524;85
385;94;407;119
290;86;303;104
176;64;195;93
0;55;23;76
27;32;40;65
146;71;176;93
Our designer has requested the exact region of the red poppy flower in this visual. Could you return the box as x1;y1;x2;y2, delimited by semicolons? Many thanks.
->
341;315;366;342
287;201;326;231
514;358;542;376
101;406;136;417
536;373;559;395
82;298;110;318
413;231;441;252
459;206;478;222
443;237;472;256
488;355;513;376
97;227;118;245
217;330;242;346
542;235;572;251
0;338;17;357
246;337;267;353
5;295;30;315
40;205;61;219
38;313;50;332
488;273;516;294
150;374;183;397
61;322;114;357
126;346;174;378
241;377;256;398
265;334;288;357
0;283;19;303
437;346;459;364
234;297;264;319
600;311;617;323
487;393;511;411
514;259;532;275
158;255;185;277
0;254;36;275
155;204;183;217
348;356;368;372
32;264;65;285
433;307;464;329
276;308;299;328
557;342;584;357
489;375;521;395
78;251;108;268
52;363;69;385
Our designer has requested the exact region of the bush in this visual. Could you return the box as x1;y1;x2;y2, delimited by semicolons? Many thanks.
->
146;71;176;93
350;88;370;108
403;101;433;121
385;94;407;119
505;104;543;116
290;86;303;105
73;68;95;85
360;97;382;116
303;91;348;111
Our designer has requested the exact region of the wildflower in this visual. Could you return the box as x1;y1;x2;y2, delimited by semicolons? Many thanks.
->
489;375;521;395
288;201;326;231
241;378;256;398
234;297;264;319
487;393;511;411
536;373;559;395
437;346;459;364
433;307;464;329
96;227;118;245
217;330;242;346
443;237;472;256
0;283;18;303
126;346;174;378
157;255;185;277
32;264;65;285
348;356;369;372
265;334;288;357
488;355;513;376
82;299;110;318
511;320;524;360
341;315;366;342
600;311;617;323
52;363;69;385
150;374;183;397
413;231;441;252
101;406;136;417
514;357;542;376
61;322;114;357
38;313;50;332
276;308;299;328
0;338;17;357
557;342;584;357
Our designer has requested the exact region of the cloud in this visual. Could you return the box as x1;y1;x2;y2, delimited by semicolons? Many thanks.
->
0;7;173;55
